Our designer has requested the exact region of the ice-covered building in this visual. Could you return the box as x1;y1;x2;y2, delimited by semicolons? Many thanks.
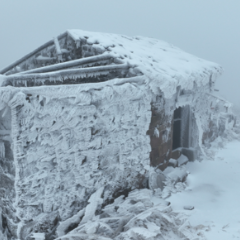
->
0;30;234;240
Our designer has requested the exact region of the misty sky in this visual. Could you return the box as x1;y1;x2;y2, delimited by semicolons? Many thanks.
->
0;1;239;108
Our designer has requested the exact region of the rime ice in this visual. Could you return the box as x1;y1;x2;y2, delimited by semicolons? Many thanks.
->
0;29;235;240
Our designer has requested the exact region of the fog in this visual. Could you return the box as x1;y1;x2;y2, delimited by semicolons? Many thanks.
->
0;1;239;109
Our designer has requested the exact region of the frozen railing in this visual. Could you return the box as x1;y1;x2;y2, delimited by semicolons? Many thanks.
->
207;92;232;113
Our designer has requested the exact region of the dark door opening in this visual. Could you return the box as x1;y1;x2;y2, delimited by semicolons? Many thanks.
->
172;107;182;150
172;105;191;150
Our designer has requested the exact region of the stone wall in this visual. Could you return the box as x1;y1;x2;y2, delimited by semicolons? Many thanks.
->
6;82;152;239
0;78;234;239
0;105;18;239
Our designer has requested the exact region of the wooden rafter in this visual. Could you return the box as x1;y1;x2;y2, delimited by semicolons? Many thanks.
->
16;54;118;75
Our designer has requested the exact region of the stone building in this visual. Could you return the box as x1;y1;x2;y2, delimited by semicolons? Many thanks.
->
0;29;234;240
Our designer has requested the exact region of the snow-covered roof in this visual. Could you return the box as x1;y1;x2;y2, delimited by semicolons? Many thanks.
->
0;29;222;98
67;29;222;97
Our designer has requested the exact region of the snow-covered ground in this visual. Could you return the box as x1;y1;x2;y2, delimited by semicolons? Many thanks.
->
55;128;240;240
168;139;240;240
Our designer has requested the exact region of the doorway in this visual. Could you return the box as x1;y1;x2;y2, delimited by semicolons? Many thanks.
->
172;105;191;150
172;107;181;150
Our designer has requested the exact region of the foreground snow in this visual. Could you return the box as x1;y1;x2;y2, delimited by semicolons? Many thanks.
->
168;139;240;240
53;130;240;240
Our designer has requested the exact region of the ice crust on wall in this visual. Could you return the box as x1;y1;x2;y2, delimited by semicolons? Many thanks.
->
0;76;155;239
0;74;232;239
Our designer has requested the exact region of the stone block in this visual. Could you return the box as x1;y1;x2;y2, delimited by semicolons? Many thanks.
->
171;149;181;160
168;158;178;168
177;154;189;166
183;205;194;210
164;166;188;184
182;148;196;161
149;170;166;190
31;233;45;240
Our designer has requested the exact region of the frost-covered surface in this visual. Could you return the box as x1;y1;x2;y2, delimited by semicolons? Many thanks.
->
54;124;240;240
0;75;234;239
56;188;202;240
0;77;154;239
168;127;240;240
0;79;232;239
68;29;222;98
0;30;234;240
2;29;222;99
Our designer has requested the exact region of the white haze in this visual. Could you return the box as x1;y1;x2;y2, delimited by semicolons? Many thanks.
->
0;0;239;110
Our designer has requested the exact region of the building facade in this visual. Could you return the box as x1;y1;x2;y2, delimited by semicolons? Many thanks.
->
0;30;234;240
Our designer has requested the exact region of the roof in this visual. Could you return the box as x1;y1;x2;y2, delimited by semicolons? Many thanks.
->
67;29;222;98
0;29;222;98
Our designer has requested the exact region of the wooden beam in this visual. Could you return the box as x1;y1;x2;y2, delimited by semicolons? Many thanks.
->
53;37;63;62
15;54;116;75
3;63;131;87
53;37;62;55
0;32;68;75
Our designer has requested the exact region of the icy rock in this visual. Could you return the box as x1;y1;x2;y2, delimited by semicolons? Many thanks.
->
31;233;45;240
153;196;171;207
117;226;164;240
58;186;204;240
183;206;194;210
177;154;189;166
81;187;104;224
85;221;99;235
168;158;178;168
127;188;152;201
161;187;172;199
175;182;186;192
164;166;188;184
56;233;112;240
181;148;196;161
56;208;85;237
149;169;166;190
